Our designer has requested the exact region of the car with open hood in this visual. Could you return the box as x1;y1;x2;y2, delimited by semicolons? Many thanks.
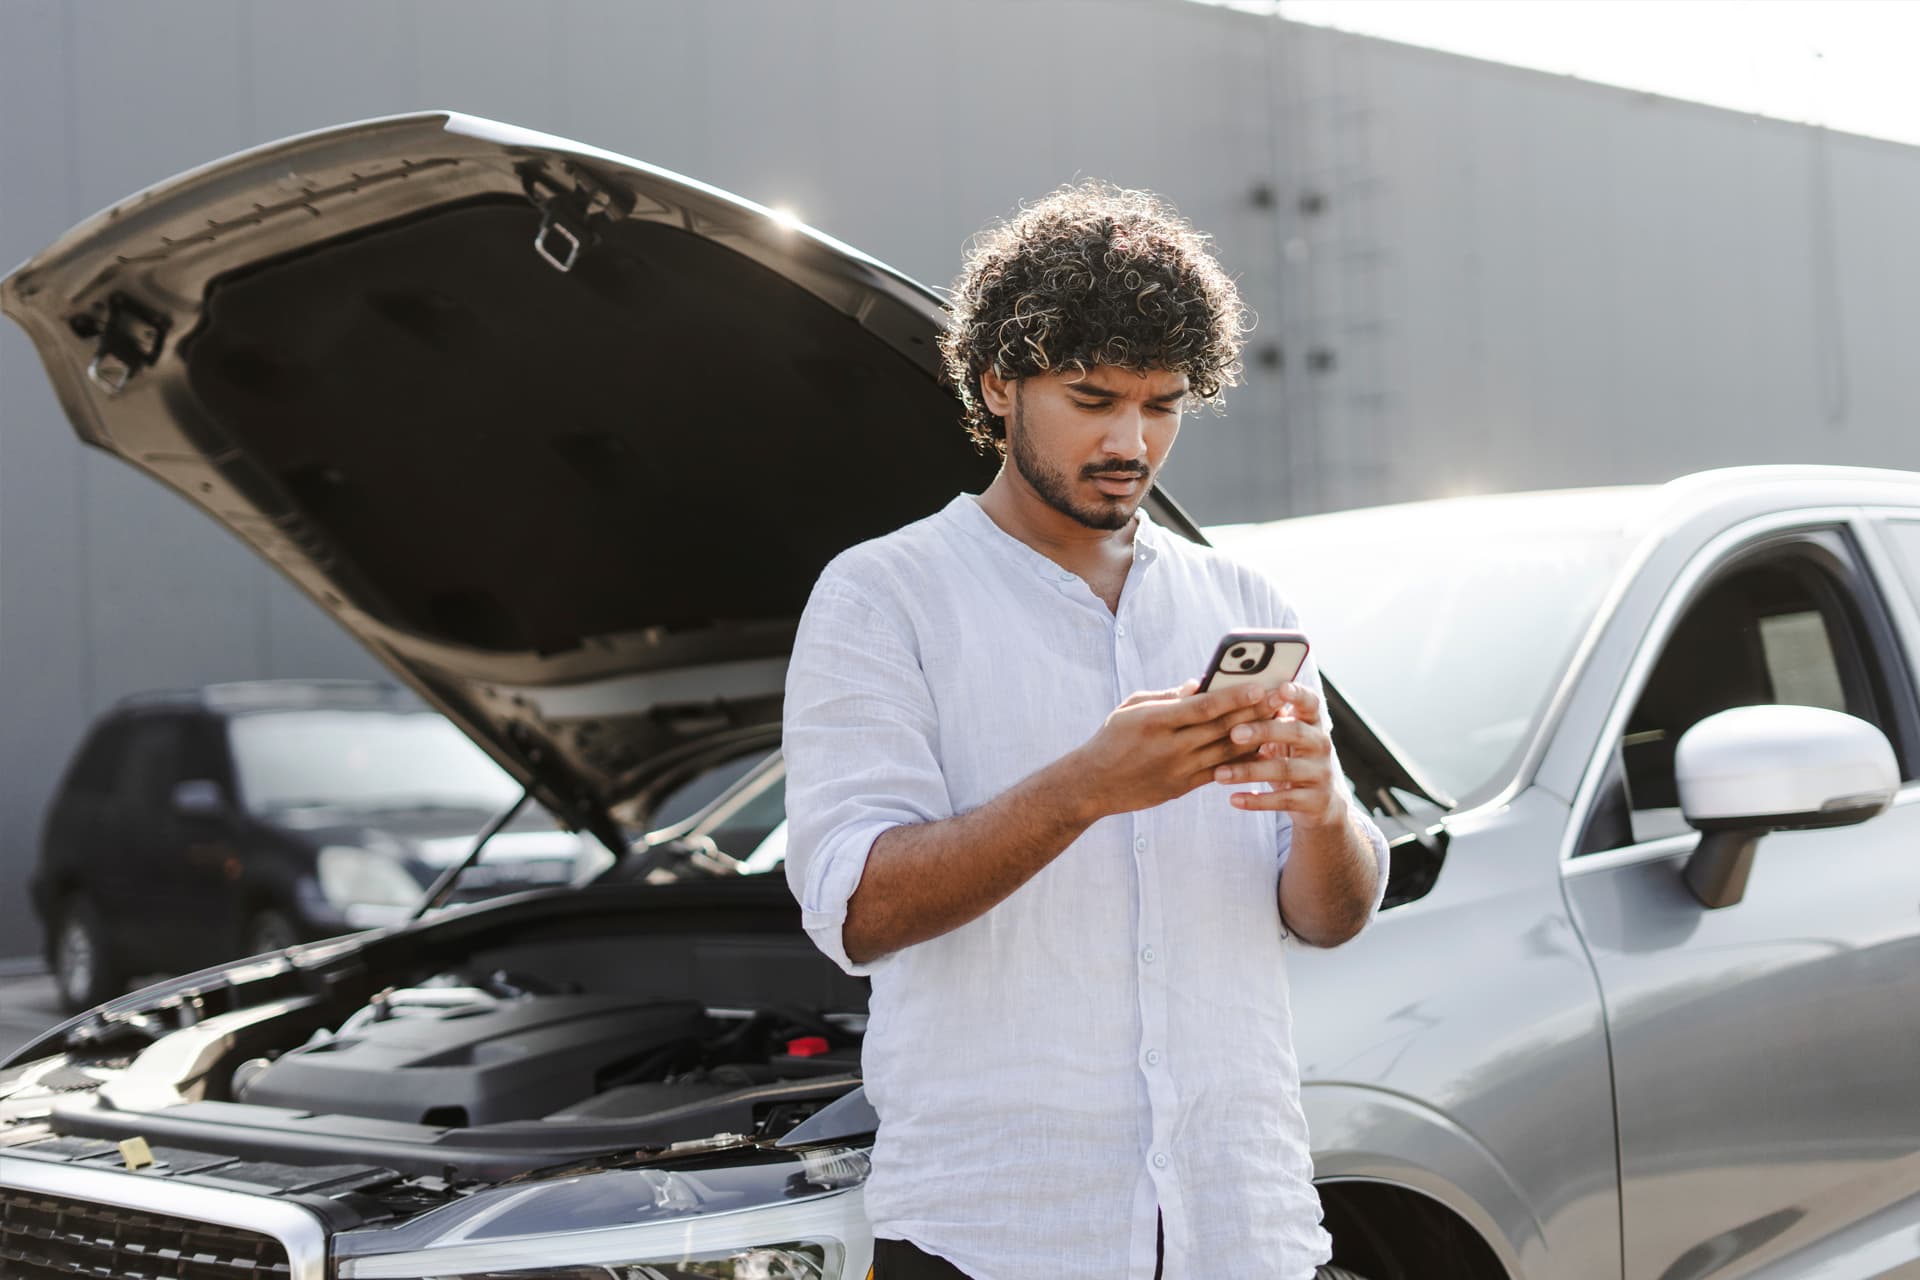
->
5;112;1920;1280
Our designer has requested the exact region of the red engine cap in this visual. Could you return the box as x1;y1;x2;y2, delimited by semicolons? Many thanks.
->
785;1035;832;1058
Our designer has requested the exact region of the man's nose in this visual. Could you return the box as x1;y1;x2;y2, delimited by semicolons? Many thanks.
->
1101;406;1149;458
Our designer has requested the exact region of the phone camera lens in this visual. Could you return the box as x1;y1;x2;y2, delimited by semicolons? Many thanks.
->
1237;657;1258;671
1227;646;1247;661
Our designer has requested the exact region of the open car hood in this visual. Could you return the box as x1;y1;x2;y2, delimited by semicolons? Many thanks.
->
2;112;1440;852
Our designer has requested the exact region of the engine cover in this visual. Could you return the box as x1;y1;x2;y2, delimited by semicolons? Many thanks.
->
236;996;708;1127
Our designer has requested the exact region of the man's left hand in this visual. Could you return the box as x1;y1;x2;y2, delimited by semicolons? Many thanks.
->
1209;682;1347;828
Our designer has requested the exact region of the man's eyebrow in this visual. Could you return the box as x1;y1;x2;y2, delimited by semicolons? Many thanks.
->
1068;380;1190;402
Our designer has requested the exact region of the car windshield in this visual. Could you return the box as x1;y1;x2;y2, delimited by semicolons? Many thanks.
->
1209;488;1654;802
230;709;524;814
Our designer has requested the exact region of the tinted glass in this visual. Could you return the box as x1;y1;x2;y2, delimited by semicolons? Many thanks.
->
1884;520;1920;618
640;753;788;881
228;710;522;814
697;772;788;869
649;752;768;829
118;717;189;809
1620;555;1886;842
65;721;127;796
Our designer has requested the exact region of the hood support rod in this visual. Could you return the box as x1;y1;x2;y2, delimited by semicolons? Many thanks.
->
411;787;533;920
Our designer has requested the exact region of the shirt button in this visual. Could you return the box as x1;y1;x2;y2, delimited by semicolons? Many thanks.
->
1116;623;1128;637
1145;1049;1162;1067
1141;946;1156;964
1134;835;1148;853
1152;1152;1170;1169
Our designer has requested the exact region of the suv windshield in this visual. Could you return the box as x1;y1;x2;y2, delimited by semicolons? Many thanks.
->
230;709;523;814
1210;488;1652;802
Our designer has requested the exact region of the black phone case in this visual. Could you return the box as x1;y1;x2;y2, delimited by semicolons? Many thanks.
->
1198;629;1310;695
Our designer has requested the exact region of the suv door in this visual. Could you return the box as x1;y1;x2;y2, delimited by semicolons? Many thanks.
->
38;717;129;962
97;712;218;972
1563;523;1920;1278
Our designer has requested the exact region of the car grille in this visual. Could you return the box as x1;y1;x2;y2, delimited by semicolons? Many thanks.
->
0;1187;292;1279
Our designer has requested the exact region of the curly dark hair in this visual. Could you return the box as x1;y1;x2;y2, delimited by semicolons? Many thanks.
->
939;180;1253;454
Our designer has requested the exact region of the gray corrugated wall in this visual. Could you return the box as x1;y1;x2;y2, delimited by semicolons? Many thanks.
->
3;0;1919;963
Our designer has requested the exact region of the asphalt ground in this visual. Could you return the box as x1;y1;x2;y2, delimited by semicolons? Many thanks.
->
0;971;63;1062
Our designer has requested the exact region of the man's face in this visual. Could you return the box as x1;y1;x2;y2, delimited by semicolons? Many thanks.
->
993;366;1188;531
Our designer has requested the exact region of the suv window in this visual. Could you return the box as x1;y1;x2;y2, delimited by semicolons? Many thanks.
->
635;750;788;881
118;715;190;812
1883;520;1920;613
648;751;772;831
1615;539;1906;844
65;720;128;797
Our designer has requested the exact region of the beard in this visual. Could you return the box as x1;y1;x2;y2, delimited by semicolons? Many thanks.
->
1006;394;1149;532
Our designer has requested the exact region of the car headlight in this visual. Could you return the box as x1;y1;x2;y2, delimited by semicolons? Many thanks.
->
317;846;425;910
336;1155;869;1280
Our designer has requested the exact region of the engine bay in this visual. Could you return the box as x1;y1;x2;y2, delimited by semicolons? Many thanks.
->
230;974;861;1132
0;883;878;1238
25;970;866;1181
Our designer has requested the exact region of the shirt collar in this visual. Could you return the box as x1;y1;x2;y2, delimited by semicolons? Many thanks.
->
942;493;1163;586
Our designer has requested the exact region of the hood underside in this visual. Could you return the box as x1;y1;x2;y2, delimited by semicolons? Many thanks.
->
1;113;1017;845
3;112;1427;846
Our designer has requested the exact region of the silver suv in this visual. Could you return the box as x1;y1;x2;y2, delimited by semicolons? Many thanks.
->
3;113;1917;1280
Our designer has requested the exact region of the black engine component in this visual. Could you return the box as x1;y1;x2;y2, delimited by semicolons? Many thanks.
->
235;996;708;1127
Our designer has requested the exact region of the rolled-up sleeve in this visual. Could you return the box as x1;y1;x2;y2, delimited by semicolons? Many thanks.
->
782;569;951;976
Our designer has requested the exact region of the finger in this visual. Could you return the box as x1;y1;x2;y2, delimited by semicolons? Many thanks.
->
1170;681;1271;726
1221;716;1329;755
1181;765;1227;794
1197;737;1270;772
1227;785;1336;812
1266;681;1323;724
1179;700;1279;748
1175;706;1282;756
1213;756;1332;788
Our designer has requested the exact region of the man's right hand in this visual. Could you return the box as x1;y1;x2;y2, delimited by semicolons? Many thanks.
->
1074;679;1280;820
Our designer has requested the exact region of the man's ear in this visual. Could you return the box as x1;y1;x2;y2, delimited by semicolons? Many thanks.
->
979;368;1017;418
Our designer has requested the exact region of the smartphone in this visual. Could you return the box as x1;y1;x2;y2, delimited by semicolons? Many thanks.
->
1198;629;1310;698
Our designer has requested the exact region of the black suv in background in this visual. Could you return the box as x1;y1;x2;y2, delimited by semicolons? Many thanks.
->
32;680;604;1009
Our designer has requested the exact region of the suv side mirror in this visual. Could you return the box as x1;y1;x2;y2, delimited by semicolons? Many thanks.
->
1676;705;1898;908
171;778;228;819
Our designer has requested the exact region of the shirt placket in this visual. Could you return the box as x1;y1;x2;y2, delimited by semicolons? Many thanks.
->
1104;547;1182;1272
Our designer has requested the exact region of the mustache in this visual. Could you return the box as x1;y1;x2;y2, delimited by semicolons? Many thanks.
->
1081;462;1151;479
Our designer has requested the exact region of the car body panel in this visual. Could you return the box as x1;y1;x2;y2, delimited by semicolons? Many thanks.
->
1565;798;1920;1278
1294;787;1620;1279
1540;492;1920;1279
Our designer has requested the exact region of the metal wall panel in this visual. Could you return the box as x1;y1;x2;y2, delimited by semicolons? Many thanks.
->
3;0;1920;962
1293;24;1920;509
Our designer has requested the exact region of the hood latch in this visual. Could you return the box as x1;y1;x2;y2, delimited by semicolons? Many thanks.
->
76;292;170;395
521;162;633;274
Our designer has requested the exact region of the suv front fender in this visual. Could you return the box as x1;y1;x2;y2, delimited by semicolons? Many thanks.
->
1308;1082;1542;1278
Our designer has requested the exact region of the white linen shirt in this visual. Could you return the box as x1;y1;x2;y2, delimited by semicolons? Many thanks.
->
783;494;1389;1280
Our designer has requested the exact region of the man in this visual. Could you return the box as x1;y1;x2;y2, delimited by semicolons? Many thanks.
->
783;183;1389;1280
